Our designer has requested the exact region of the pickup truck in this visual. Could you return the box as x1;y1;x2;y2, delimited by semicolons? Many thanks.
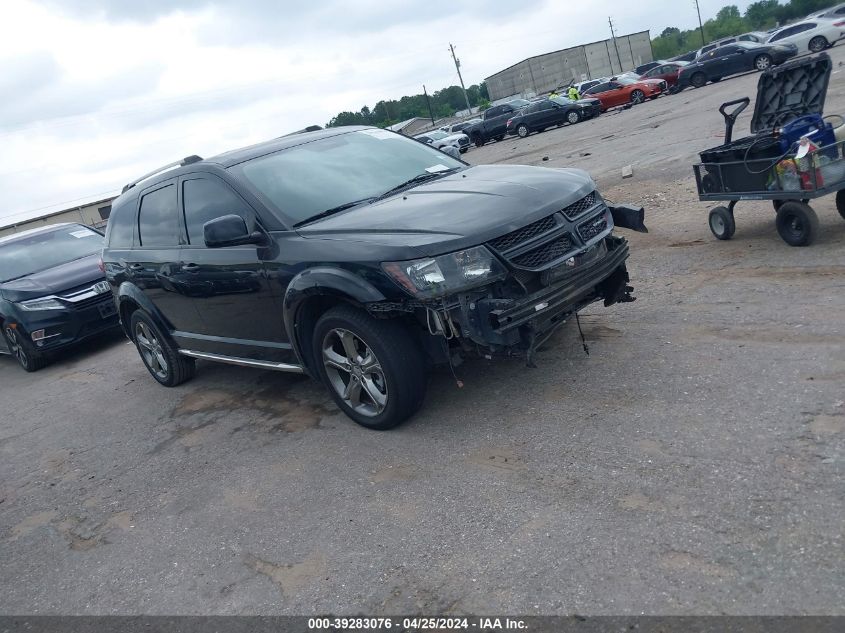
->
464;99;531;147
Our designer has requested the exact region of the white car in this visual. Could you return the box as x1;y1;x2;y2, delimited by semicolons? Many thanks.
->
414;129;470;153
766;18;845;53
808;3;845;19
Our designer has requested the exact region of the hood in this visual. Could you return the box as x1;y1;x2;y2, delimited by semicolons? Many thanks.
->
295;164;595;258
576;98;601;107
0;253;104;302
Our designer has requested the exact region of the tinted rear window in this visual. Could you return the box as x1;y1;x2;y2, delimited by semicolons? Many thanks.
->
104;199;134;248
138;184;178;247
0;225;102;282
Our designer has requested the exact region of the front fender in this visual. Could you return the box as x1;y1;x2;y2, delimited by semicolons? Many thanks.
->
283;267;388;370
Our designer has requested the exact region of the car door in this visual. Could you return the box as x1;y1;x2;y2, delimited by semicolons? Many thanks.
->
533;101;556;127
177;173;292;362
131;179;201;333
712;45;745;76
605;81;627;108
585;82;611;110
489;105;514;136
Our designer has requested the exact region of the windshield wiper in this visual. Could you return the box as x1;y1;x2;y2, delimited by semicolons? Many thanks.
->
376;168;459;200
293;197;377;228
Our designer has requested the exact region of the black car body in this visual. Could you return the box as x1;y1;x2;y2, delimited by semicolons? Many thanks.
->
506;97;599;137
676;42;797;90
102;127;646;429
464;99;531;146
0;224;119;371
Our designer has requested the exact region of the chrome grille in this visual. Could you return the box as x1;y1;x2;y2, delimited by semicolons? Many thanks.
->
561;192;597;220
511;234;573;269
68;293;112;311
578;213;608;241
488;215;557;252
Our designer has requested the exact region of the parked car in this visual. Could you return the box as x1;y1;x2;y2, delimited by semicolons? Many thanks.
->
101;128;647;429
582;76;666;111
696;36;740;58
571;78;606;95
0;223;119;371
766;18;845;53
671;50;698;62
414;129;470;153
505;97;598;137
445;119;481;134
807;3;845;19
738;31;770;43
676;41;797;90
550;95;602;117
464;99;531;146
634;61;662;75
640;61;689;89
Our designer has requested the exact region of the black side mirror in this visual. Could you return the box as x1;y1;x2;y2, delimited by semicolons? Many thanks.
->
204;215;264;248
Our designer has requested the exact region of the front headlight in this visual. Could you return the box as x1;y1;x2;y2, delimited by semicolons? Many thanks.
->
18;297;64;311
382;246;507;299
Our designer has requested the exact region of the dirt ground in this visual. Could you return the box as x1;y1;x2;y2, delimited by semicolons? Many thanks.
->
1;49;844;615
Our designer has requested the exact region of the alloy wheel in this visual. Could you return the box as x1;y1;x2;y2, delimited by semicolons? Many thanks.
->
322;328;387;418
134;321;168;380
631;90;645;104
567;111;580;124
4;327;27;369
517;125;529;138
755;55;772;70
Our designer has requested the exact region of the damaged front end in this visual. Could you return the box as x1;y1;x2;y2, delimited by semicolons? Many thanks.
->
374;191;645;365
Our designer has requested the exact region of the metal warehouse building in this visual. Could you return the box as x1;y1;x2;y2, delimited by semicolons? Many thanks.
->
0;196;115;238
485;30;653;100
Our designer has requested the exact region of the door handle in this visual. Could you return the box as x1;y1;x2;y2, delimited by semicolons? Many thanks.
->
181;263;200;273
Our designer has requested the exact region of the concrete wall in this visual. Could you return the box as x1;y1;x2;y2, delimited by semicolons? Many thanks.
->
486;31;653;100
0;198;115;238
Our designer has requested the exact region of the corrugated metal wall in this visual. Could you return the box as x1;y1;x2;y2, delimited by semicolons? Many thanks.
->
485;31;653;101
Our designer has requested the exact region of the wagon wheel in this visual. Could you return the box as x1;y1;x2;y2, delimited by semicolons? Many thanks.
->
776;201;819;246
836;190;845;220
708;206;735;240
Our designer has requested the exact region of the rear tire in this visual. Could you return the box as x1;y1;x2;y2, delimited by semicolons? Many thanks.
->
691;72;707;88
776;201;819;246
3;325;47;372
473;135;485;148
709;206;736;240
312;305;426;430
809;36;828;53
130;310;195;387
754;54;772;71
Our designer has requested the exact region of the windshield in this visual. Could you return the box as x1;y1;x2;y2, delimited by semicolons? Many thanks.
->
550;96;575;105
231;129;464;226
0;225;103;282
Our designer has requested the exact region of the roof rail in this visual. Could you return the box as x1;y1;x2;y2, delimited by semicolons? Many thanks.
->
121;155;203;193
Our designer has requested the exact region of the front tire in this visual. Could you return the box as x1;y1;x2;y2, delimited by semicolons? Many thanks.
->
566;110;581;124
130;310;195;386
516;124;530;138
754;54;772;71
3;325;46;372
313;305;426;430
691;72;707;88
630;89;645;104
709;206;736;240
776;201;819;246
809;36;828;53
473;135;485;148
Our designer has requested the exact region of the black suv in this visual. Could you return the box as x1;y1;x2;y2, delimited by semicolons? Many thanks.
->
102;127;646;429
0;223;118;371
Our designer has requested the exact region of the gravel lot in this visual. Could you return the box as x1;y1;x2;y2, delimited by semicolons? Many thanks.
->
2;49;844;615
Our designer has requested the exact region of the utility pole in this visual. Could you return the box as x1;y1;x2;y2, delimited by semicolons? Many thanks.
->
422;85;435;125
694;0;706;46
449;43;473;114
608;17;623;74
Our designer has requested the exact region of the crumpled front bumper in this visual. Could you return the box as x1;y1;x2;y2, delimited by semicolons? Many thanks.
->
453;235;634;352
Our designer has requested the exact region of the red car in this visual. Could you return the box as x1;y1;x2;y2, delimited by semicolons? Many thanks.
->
640;61;689;89
582;76;666;111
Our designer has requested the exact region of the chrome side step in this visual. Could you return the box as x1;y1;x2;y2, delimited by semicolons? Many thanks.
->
178;349;305;373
